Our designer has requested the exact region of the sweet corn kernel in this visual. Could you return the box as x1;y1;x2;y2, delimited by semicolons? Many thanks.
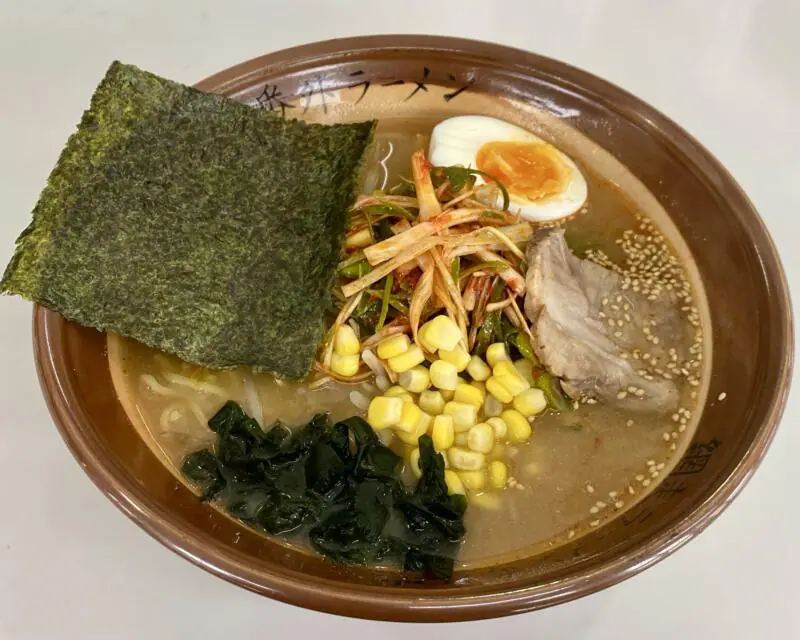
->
513;388;547;417
416;322;435;352
502;409;533;442
470;491;502;509
388;344;425;373
457;470;487;492
421;315;462;352
395;411;432;445
430;359;459;390
376;334;410;360
493;361;518;378
333;325;360;356
408;448;422;479
454;381;484;408
484;393;504;417
395;401;424;433
491;443;507;460
514;359;535;383
367;396;403;429
330;353;360;377
439;344;470;371
441;389;455;401
443;401;478;432
486;342;510;367
466;355;491;381
399;366;431;393
432;415;455;451
419;390;446;415
467;423;495;454
444;469;465;495
384;385;407;397
447;447;487;471
487;417;508;440
495;372;530;397
486;376;513;404
489;461;509;488
384;385;414;404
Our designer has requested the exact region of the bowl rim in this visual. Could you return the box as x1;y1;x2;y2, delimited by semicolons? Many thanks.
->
33;35;794;622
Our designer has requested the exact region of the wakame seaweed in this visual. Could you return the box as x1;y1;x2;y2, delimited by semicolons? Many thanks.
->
181;402;467;581
1;62;376;378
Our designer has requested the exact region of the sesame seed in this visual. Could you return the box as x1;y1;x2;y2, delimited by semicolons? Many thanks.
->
590;506;599;515
617;390;628;400
635;474;644;482
586;483;595;494
718;392;727;401
662;433;671;442
596;501;607;509
614;500;625;509
626;419;634;427
609;491;619;499
590;520;600;527
642;479;651;487
628;485;635;495
568;529;576;539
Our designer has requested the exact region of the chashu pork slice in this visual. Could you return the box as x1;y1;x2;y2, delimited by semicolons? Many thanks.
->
524;228;679;413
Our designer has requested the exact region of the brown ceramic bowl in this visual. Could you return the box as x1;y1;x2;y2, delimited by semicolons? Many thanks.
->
33;36;792;621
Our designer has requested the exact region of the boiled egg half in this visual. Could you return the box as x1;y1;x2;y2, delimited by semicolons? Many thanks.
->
428;115;588;222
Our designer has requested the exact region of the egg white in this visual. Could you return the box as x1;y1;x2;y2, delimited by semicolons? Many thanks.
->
428;115;588;222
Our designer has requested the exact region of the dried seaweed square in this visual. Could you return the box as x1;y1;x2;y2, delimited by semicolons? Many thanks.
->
1;61;375;378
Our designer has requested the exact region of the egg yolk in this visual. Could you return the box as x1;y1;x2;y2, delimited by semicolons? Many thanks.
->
476;141;570;201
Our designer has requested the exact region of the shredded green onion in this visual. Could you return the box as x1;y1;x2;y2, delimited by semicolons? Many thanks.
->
376;274;394;331
458;260;508;282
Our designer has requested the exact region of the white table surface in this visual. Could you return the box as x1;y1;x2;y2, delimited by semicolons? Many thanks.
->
1;1;798;638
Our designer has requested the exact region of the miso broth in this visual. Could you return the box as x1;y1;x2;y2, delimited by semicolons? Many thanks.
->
108;117;709;567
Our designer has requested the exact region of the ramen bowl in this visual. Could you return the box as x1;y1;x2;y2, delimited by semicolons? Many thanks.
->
32;36;792;621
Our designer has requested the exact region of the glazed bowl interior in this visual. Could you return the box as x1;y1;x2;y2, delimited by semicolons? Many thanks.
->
33;36;792;621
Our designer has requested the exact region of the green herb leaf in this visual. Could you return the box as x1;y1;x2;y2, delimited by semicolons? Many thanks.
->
339;260;372;279
534;372;574;413
430;166;510;210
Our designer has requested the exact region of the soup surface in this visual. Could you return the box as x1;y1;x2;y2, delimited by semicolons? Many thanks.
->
108;112;709;567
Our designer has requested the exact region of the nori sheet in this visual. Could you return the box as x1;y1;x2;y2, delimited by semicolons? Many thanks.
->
1;61;375;378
